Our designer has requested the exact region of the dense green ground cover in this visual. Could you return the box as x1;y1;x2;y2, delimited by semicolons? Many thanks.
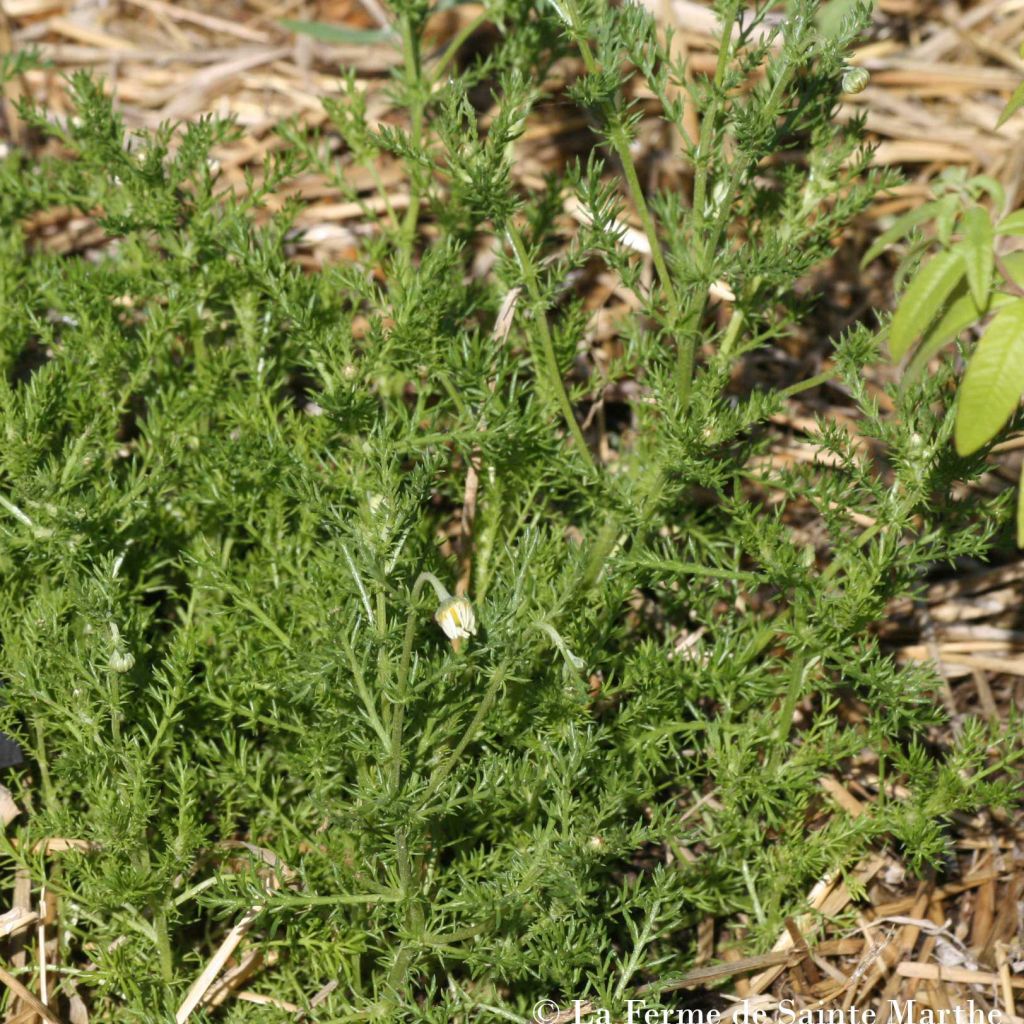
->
0;2;1018;1019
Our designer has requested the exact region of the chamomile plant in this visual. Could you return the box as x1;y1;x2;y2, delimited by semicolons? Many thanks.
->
0;4;1017;1020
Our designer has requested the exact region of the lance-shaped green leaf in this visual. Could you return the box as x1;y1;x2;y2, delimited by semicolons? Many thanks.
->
889;249;966;360
1018;461;1024;548
999;250;1024;286
968;175;1005;210
996;210;1024;236
816;0;876;40
860;200;942;269
906;288;1010;381
997;79;1024;128
934;194;960;247
905;252;1024;380
958;206;994;309
954;299;1024;455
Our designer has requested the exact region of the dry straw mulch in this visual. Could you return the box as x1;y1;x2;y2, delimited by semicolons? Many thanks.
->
0;0;1023;1021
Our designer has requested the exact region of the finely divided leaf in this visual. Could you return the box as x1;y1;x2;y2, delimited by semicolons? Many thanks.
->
959;206;994;309
954;298;1024;455
889;250;966;361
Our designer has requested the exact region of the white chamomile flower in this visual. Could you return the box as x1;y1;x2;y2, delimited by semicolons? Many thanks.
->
414;572;478;643
434;595;477;641
708;279;736;303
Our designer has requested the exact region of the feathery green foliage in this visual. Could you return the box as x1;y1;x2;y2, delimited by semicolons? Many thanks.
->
0;4;1018;1021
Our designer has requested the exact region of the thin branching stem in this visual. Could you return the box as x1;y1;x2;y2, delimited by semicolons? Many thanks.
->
429;10;489;86
422;660;509;804
675;3;738;406
507;224;596;472
399;13;427;260
391;572;449;790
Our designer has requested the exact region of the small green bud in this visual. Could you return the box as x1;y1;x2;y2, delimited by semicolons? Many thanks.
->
109;650;135;674
841;66;869;94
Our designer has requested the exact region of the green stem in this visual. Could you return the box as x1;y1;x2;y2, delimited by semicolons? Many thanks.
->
685;43;805;395
110;674;122;750
680;5;811;405
776;655;818;745
571;11;709;411
33;720;57;810
384;571;462;1004
689;11;735;240
606;108;680;313
154;907;173;983
391;572;447;790
340;631;390;748
507;225;595;472
819;487;919;590
718;307;745;361
675;333;698;409
778;369;838;400
676;8;737;406
573;34;685;373
612;899;662;1002
716;271;762;363
626;557;760;583
435;369;470;420
428;10;488;87
399;13;426;261
145;672;185;761
420;922;489;946
820;519;886;585
385;828;425;998
421;662;508;806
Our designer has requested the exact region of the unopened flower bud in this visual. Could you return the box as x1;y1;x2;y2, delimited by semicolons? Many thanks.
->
841;66;869;94
108;623;134;672
109;650;135;674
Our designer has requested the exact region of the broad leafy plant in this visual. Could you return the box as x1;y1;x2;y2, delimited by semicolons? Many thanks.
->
865;86;1024;541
